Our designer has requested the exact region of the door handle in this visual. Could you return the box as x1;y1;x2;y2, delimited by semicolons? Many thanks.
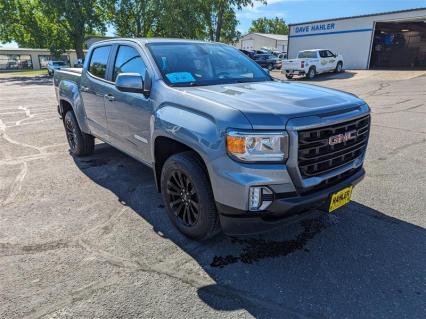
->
81;85;89;92
105;94;115;101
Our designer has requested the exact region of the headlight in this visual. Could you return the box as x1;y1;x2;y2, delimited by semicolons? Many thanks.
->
226;130;289;162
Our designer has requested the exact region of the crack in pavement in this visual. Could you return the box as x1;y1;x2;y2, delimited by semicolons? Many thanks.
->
1;162;27;206
1;204;316;319
372;104;425;114
364;82;391;97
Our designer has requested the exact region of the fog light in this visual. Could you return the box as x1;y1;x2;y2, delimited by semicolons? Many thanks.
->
248;186;273;211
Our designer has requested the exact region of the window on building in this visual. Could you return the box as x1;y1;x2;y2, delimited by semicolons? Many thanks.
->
113;46;146;82
89;46;111;79
0;54;33;70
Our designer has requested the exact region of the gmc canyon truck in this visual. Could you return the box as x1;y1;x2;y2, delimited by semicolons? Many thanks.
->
54;39;370;240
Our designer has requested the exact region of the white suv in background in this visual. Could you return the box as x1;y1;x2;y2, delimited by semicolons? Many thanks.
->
282;49;344;79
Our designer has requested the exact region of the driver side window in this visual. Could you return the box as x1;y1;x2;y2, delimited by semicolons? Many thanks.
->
113;45;146;82
319;51;327;58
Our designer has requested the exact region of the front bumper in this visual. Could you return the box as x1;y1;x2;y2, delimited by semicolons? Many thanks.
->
217;167;365;235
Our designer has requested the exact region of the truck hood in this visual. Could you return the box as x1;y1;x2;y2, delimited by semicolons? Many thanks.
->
178;81;365;128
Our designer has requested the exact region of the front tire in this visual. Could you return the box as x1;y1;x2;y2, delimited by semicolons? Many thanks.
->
285;74;293;80
63;111;94;156
161;152;220;240
306;67;316;80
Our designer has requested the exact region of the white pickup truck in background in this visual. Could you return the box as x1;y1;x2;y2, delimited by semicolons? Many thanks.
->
282;49;343;79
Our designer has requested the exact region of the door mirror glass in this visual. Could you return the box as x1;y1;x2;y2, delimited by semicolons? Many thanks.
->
115;73;144;93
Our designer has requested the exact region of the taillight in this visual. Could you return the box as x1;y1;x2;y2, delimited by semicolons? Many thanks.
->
301;61;305;68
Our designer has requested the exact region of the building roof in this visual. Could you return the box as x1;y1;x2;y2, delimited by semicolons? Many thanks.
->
0;47;76;52
289;7;426;26
243;33;288;41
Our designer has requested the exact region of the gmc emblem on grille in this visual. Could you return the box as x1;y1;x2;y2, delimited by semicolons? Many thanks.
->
328;130;357;145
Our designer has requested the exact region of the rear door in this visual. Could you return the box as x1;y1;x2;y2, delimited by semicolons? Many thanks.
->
105;44;152;162
80;45;113;137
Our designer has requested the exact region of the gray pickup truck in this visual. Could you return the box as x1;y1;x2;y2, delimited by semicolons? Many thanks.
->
54;38;370;240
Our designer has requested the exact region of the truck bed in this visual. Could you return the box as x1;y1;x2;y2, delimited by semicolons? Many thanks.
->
53;68;82;87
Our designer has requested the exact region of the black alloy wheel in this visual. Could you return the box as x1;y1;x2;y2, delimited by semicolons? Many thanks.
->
63;110;94;156
64;116;77;153
160;151;220;240
166;169;199;226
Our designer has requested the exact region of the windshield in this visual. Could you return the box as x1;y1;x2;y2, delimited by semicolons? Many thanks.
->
147;42;271;87
53;61;66;66
297;51;317;59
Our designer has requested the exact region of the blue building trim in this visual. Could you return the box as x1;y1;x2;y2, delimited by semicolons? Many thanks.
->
290;28;373;38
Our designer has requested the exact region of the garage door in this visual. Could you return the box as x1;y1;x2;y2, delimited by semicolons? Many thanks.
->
370;20;426;69
242;39;254;50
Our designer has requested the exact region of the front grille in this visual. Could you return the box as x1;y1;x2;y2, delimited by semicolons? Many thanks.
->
298;115;370;178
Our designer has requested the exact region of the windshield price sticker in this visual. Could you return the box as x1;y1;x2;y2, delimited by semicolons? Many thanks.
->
166;72;195;83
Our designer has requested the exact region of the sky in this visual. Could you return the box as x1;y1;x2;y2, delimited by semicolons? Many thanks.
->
1;0;425;48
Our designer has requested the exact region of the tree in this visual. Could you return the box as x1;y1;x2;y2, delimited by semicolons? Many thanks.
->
42;0;108;59
109;0;160;37
110;0;261;43
110;0;205;39
200;0;264;43
0;0;71;57
0;0;108;59
248;17;289;35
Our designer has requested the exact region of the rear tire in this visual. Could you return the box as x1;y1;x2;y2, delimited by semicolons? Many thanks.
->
306;67;316;80
161;152;220;240
63;110;94;156
335;62;343;73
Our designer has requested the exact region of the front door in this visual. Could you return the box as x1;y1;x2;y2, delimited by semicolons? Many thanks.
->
318;50;330;72
326;50;337;71
105;45;152;163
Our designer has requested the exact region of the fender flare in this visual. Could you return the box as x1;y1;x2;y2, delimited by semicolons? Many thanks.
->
58;79;90;134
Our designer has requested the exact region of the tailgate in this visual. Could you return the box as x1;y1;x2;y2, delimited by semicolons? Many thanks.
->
283;59;302;70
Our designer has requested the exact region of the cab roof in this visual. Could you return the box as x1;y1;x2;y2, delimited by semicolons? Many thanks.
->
92;37;218;46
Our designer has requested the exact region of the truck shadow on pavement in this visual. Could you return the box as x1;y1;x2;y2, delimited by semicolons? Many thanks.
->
279;70;357;82
0;75;52;86
74;143;425;319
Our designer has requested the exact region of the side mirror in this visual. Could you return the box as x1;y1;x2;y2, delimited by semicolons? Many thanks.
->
115;73;144;93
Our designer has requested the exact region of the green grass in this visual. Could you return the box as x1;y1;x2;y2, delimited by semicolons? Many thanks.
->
0;69;48;76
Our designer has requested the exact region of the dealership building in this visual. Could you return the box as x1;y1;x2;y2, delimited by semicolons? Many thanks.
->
288;8;426;69
237;33;288;52
0;48;79;71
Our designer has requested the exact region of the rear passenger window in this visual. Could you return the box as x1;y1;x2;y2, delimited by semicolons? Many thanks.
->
113;46;146;82
89;46;111;79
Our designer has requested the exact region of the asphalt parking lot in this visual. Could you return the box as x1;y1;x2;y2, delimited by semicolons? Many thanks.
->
1;70;425;318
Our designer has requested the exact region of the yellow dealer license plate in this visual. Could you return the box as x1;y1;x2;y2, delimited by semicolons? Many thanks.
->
329;186;353;213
